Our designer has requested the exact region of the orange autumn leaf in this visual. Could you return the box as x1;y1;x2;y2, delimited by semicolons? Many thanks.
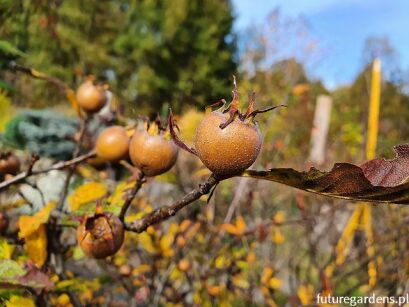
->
220;216;247;236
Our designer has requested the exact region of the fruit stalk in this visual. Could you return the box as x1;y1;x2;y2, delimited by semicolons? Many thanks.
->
125;174;219;233
119;172;146;222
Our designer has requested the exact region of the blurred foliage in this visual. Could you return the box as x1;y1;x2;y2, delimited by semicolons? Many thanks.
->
0;91;15;132
0;0;237;112
3;109;78;159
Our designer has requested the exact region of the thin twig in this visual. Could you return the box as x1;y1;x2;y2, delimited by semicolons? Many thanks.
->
119;172;146;222
224;178;248;223
58;118;89;210
125;175;219;233
10;62;68;92
0;151;96;191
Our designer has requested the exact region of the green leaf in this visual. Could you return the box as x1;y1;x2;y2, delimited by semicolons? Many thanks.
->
0;40;25;57
0;261;54;292
0;260;25;280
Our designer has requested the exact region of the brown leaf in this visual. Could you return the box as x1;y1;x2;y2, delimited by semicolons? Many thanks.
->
242;143;409;204
18;261;54;292
0;260;53;294
361;144;409;187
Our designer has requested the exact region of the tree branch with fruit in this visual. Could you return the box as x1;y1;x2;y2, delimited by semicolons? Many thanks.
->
2;65;409;304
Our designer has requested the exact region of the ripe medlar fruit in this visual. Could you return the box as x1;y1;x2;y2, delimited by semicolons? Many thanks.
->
171;77;284;177
76;212;124;259
0;153;20;176
95;126;130;162
194;110;262;176
76;78;107;113
129;122;178;177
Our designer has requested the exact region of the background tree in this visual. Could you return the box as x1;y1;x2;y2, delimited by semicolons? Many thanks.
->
0;0;237;112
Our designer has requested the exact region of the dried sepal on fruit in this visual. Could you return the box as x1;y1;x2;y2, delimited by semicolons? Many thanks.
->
95;126;130;162
170;76;285;177
76;76;108;113
0;152;20;176
129;117;179;177
76;206;124;259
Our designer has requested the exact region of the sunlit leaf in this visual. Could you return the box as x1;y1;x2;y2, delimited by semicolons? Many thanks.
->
206;285;222;297
137;232;158;254
107;180;135;214
220;217;247;236
18;202;56;238
0;260;25;279
268;277;282;289
297;284;315;305
24;224;47;267
56;278;100;292
271;228;285;244
68;182;107;211
0;240;15;259
273;211;286;224
232;273;250;289
18;202;56;267
132;264;151;276
5;295;35;307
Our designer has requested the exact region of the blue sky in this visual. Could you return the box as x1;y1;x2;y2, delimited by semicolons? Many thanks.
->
233;0;409;89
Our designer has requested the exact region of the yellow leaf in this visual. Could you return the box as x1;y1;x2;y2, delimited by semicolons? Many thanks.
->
266;298;278;307
297;284;314;305
68;182;107;211
108;181;134;207
215;255;230;269
235;216;246;234
137;232;157;254
19;201;56;238
272;228;285;244
273;211;286;224
232;273;250;289
0;239;15;259
193;168;212;178
132;264;151;276
220;224;240;236
6;295;35;307
76;165;96;180
169;266;183;281
185;222;201;239
179;219;191;232
221;217;247;236
268;277;282;289
178;109;204;142
25;224;48;267
246;251;256;263
261;267;273;284
56;293;71;306
292;83;310;96
147;122;159;136
207;285;221;297
160;234;175;258
56;279;76;289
